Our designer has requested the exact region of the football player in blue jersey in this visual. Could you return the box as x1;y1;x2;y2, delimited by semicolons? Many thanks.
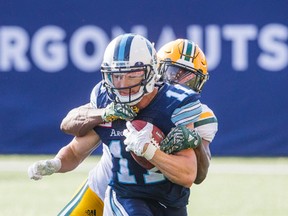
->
55;39;217;216
28;34;217;215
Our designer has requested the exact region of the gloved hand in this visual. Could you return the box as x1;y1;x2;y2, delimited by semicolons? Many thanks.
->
102;102;137;122
27;158;61;180
123;121;158;160
160;125;201;154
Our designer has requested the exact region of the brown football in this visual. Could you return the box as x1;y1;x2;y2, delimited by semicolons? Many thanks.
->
130;120;165;170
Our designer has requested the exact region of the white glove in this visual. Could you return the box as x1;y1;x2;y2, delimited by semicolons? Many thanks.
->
27;158;61;180
123;121;158;160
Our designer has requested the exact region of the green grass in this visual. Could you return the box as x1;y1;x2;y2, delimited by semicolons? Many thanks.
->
0;155;287;215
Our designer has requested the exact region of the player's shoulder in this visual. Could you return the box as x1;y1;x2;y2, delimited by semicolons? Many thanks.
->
90;81;108;108
195;103;218;127
155;83;202;126
158;83;200;102
201;104;215;115
91;81;106;94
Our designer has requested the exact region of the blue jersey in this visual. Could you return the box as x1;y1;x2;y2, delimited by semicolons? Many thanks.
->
91;81;201;208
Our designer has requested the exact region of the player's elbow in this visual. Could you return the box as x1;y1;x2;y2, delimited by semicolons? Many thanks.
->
176;169;196;188
184;180;194;188
182;173;196;188
60;120;67;132
60;116;71;132
168;169;195;188
194;163;209;184
194;171;207;184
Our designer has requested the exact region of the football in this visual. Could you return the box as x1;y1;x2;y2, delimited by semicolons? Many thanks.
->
129;120;165;170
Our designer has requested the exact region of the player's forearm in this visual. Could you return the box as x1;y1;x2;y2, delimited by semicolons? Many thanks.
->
150;149;197;188
60;104;105;136
56;131;101;172
193;140;210;184
55;144;84;172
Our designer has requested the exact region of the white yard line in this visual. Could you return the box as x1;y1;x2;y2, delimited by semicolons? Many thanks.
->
209;163;288;175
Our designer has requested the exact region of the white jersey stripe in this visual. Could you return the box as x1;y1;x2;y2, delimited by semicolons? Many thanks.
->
58;181;89;216
171;101;202;125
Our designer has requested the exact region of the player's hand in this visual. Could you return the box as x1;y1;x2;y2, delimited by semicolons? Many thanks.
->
27;158;61;180
123;121;156;157
160;125;202;154
102;102;137;122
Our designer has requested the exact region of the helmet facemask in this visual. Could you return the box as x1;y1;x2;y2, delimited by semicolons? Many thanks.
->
159;60;209;93
102;64;156;105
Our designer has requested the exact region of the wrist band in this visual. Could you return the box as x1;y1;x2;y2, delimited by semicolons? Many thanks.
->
142;144;158;160
52;158;62;172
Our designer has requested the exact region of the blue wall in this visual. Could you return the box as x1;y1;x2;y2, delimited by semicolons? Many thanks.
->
1;0;288;156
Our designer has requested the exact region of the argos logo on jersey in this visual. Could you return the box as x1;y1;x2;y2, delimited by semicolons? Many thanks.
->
98;123;124;137
110;129;123;137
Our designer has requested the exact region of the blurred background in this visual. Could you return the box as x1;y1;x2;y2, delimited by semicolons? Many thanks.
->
0;0;288;156
1;1;288;215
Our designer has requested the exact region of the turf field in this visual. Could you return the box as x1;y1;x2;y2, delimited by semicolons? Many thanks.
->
0;155;287;216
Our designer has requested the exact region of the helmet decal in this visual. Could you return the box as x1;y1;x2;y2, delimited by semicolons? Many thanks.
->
181;39;195;63
113;34;134;61
145;41;153;56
